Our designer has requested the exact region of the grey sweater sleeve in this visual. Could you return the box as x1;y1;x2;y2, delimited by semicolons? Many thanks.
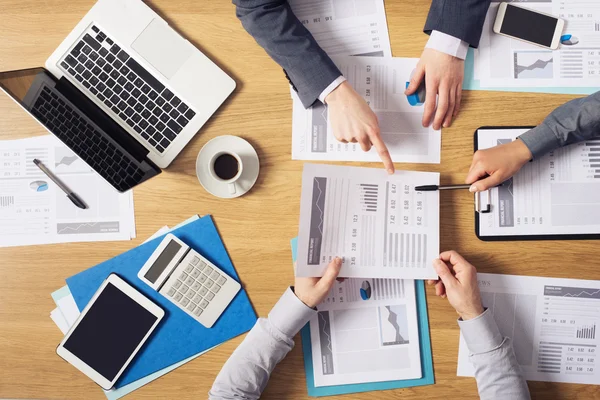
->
459;309;531;400
208;287;316;400
519;91;600;159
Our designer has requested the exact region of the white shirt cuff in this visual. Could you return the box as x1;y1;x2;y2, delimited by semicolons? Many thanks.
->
268;287;316;338
458;308;504;354
319;76;347;104
426;30;469;60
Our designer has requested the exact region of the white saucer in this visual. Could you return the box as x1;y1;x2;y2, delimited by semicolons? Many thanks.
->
196;135;260;199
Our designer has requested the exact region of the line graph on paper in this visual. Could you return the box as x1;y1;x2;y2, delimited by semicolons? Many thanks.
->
379;305;410;346
56;221;120;235
317;311;335;375
514;51;554;79
54;146;92;174
545;286;600;299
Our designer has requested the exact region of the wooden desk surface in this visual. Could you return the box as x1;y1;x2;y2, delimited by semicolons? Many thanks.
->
1;1;599;399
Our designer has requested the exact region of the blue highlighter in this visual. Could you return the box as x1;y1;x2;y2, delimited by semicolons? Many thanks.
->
406;69;426;106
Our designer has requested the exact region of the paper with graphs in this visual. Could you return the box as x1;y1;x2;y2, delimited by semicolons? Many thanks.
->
291;57;441;164
475;1;600;88
288;0;392;57
458;273;600;385
0;135;135;247
310;278;421;386
296;164;439;279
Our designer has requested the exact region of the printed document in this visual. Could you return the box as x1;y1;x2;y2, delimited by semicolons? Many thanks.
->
475;1;600;88
296;164;439;279
458;273;600;385
292;57;441;164
288;0;392;57
310;277;421;386
0;135;135;247
477;128;600;237
288;0;442;164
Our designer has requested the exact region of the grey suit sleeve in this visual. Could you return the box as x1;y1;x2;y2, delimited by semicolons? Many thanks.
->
232;0;342;108
519;91;600;159
424;0;492;47
208;287;315;400
459;309;530;400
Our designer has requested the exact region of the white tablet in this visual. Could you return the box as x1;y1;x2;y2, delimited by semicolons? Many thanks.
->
56;274;164;389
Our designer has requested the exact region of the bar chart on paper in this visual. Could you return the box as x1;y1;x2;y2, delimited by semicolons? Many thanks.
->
476;128;600;237
0;136;135;247
297;164;439;279
359;184;378;212
457;274;600;384
576;324;596;339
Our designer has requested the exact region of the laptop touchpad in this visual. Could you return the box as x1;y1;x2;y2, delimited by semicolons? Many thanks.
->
132;19;193;79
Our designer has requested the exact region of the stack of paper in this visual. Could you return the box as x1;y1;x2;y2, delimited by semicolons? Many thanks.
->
469;1;600;94
291;237;435;396
293;163;438;393
288;0;441;164
0;135;135;247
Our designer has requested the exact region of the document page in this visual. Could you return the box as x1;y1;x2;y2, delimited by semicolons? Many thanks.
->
0;135;135;247
477;128;600;237
475;1;600;88
288;0;392;57
292;57;441;164
296;164;439;279
457;273;600;385
311;278;422;386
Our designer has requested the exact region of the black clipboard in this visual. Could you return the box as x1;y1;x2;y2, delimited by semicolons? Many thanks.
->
474;126;600;242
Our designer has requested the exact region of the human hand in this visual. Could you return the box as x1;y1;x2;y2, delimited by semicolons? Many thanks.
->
294;257;342;308
428;251;484;320
466;139;532;192
326;81;394;174
405;48;464;130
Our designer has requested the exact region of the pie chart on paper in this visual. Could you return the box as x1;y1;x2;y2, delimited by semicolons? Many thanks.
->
30;180;48;192
360;281;372;300
561;35;579;46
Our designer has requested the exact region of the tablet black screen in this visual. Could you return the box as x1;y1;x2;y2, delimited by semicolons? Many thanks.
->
63;282;158;381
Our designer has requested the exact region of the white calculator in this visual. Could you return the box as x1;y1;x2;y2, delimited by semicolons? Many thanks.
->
137;234;241;328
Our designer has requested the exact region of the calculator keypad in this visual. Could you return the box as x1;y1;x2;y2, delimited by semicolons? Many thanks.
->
162;254;230;324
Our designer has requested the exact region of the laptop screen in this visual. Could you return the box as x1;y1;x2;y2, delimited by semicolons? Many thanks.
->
0;68;160;192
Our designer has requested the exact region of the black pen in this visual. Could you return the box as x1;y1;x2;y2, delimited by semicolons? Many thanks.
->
415;183;503;192
415;184;471;191
33;158;87;209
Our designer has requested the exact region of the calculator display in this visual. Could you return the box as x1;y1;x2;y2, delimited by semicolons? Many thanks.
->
144;240;182;283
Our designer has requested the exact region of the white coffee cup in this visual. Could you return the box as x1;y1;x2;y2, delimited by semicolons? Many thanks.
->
209;151;244;195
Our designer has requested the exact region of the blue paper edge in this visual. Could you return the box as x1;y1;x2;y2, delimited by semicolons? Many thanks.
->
291;238;434;397
463;48;596;95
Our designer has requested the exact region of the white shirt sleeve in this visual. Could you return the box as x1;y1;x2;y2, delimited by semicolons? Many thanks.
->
426;30;470;60
318;75;347;104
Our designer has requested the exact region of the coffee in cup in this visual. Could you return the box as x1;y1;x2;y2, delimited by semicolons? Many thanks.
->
209;151;244;194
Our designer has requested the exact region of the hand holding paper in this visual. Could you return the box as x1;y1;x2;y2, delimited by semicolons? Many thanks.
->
431;251;484;321
295;257;342;308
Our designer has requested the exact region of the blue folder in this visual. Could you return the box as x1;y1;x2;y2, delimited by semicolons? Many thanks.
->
66;215;257;388
291;238;434;397
463;48;596;95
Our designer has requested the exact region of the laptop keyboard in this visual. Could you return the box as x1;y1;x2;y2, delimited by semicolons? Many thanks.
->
31;86;146;192
58;25;196;154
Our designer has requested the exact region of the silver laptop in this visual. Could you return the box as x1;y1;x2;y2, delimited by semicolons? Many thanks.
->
0;0;235;192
